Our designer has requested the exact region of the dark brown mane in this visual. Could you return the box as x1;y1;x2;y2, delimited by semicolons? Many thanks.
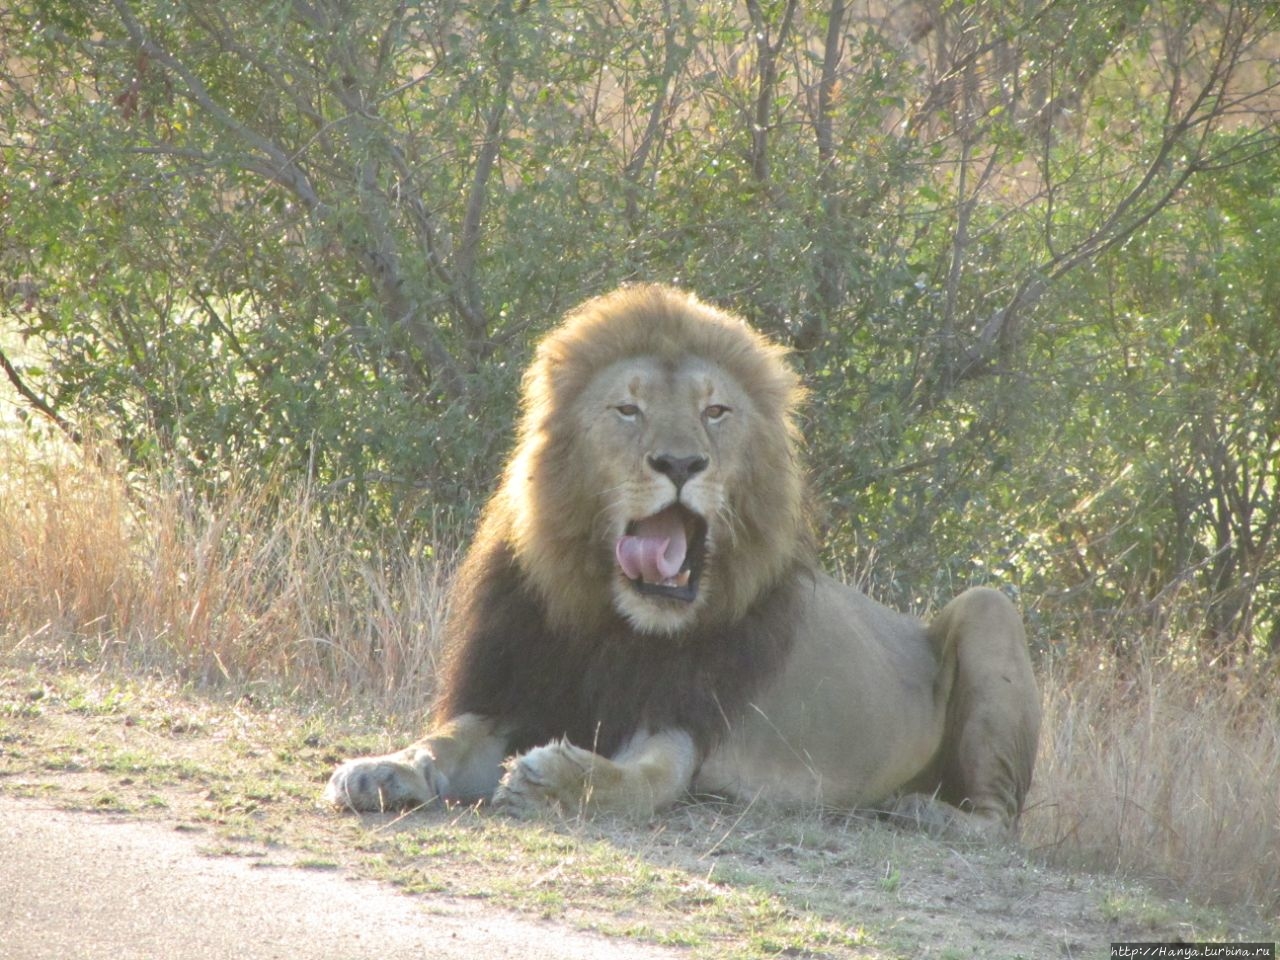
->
434;512;810;759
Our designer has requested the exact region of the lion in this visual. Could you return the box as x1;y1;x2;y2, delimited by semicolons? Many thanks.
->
325;284;1041;836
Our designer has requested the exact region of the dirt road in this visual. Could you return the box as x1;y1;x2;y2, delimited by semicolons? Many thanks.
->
0;798;680;960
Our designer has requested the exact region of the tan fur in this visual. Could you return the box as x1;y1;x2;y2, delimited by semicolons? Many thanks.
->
325;285;1041;836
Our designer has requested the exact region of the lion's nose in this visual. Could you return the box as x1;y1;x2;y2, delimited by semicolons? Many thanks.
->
647;453;709;491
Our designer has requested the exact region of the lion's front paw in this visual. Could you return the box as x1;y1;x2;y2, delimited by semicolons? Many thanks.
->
492;740;598;816
324;749;443;813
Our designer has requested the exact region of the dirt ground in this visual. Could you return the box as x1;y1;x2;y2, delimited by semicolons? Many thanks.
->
0;669;1272;960
0;798;681;960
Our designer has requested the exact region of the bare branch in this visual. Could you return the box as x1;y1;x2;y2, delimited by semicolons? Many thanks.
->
623;0;690;230
799;0;847;346
450;0;533;351
0;344;80;444
111;0;323;211
743;0;799;185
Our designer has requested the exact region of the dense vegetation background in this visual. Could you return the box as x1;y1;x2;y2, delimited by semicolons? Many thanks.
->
3;0;1278;670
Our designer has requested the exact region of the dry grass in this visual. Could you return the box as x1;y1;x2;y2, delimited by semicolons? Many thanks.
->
1;432;1276;920
0;432;453;716
1025;652;1280;914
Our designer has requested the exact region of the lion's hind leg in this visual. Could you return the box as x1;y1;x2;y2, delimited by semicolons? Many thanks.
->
324;713;509;812
926;587;1042;837
494;729;698;818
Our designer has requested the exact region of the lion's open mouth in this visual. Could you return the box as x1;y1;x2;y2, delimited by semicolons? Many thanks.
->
615;504;707;603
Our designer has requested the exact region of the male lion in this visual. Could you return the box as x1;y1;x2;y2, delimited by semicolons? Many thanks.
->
325;285;1041;836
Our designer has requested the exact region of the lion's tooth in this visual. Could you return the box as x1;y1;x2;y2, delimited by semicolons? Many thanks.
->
654;571;691;588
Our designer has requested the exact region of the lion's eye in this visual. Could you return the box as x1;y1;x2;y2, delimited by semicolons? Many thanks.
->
614;403;642;422
703;404;731;424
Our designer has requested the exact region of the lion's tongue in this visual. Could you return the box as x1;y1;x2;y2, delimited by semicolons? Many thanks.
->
616;510;688;584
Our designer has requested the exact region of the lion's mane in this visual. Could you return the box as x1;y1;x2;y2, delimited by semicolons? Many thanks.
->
432;285;815;758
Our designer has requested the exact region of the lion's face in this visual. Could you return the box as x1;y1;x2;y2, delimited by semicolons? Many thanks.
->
503;285;808;639
573;355;756;633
